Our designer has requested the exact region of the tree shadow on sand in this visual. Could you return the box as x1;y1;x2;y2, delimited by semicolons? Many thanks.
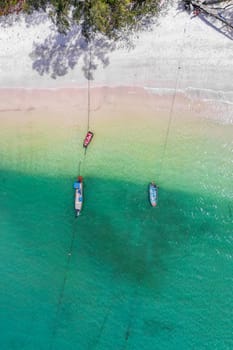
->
198;12;233;40
0;8;48;27
29;25;120;80
0;10;121;80
29;6;168;81
178;0;233;40
0;5;168;81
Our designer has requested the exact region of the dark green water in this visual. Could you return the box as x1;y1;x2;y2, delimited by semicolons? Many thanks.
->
0;106;232;349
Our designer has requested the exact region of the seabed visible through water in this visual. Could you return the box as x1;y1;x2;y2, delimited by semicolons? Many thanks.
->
0;88;232;350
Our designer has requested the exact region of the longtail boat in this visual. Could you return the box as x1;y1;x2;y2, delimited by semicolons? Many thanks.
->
73;176;83;217
149;182;158;207
83;131;94;148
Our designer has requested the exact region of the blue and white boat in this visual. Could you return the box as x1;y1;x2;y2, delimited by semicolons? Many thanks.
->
73;176;83;217
149;182;158;207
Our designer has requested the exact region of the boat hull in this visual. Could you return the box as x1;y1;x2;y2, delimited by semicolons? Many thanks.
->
83;131;94;148
149;183;158;207
73;176;83;217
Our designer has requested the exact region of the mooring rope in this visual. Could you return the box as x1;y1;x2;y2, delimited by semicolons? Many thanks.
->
121;285;140;350
157;20;189;183
83;42;92;159
89;296;115;350
49;37;93;349
118;19;190;350
49;221;77;350
87;45;92;133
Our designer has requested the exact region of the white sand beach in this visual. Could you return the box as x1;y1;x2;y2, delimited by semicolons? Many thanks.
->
0;1;233;102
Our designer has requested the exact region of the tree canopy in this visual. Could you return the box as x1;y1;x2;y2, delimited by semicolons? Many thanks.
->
0;0;162;40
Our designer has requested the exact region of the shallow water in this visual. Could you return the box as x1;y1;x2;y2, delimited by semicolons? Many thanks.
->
0;92;232;350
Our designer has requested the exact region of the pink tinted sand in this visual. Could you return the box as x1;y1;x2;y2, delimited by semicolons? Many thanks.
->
0;86;212;126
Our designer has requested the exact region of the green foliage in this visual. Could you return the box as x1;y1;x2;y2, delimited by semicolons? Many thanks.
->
0;0;162;39
0;0;24;15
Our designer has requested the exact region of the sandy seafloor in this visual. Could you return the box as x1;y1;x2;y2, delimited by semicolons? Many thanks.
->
0;86;232;350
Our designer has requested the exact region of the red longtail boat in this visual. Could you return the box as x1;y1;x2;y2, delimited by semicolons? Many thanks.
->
83;131;94;148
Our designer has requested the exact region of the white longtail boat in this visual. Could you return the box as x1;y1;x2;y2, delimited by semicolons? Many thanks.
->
73;176;83;217
149;182;158;207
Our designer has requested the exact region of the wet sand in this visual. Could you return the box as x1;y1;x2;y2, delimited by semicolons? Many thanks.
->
1;86;231;184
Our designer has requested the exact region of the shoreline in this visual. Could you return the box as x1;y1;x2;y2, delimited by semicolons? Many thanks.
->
1;84;233;104
0;85;232;125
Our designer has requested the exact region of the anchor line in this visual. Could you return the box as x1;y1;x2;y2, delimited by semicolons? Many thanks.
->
89;297;115;350
120;206;152;349
49;222;77;350
50;38;93;350
121;286;140;350
83;42;92;161
157;21;188;183
87;45;91;133
123;25;192;348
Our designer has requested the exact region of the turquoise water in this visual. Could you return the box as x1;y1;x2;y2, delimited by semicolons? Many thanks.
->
0;99;232;350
